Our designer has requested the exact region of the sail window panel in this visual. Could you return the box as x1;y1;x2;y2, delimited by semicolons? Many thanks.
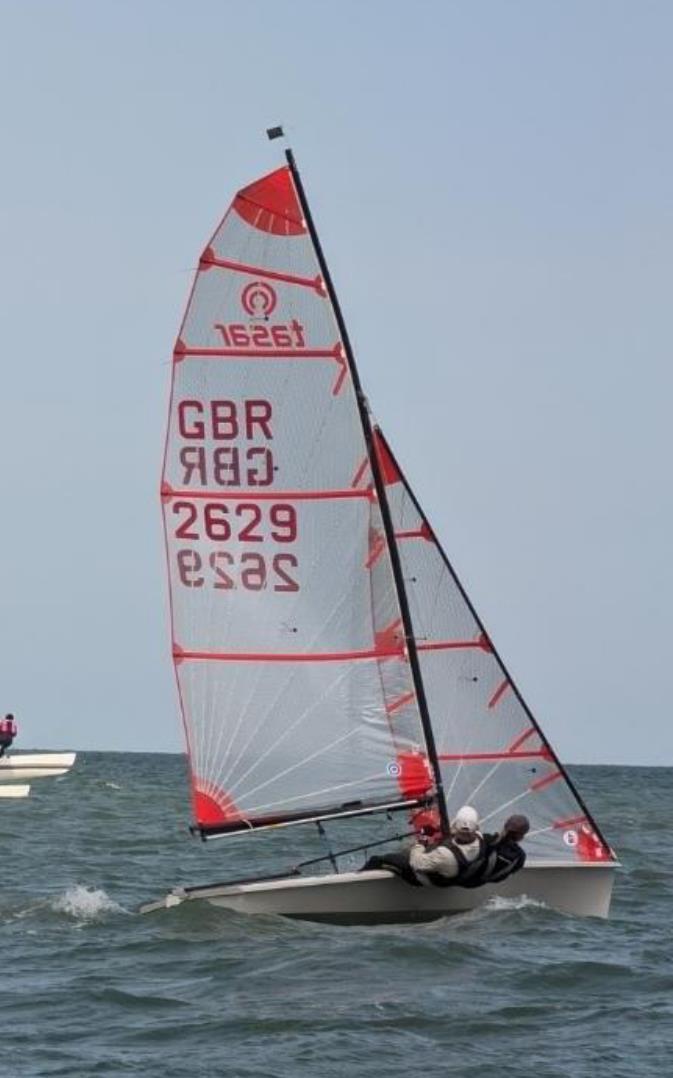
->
402;540;479;643
209;200;318;280
164;358;364;492
165;497;388;655
366;500;404;642
387;482;423;533
417;648;525;754
177;655;424;826
180;269;335;351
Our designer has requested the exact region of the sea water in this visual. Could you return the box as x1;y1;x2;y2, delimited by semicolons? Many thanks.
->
0;753;670;1077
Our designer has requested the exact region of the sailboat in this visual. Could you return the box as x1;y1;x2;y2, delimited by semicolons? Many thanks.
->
143;134;617;923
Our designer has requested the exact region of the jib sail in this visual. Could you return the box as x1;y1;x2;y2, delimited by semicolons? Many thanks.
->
161;166;434;836
360;428;614;864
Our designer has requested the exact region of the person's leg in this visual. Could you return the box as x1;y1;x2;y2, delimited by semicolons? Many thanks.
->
376;850;423;887
361;855;385;871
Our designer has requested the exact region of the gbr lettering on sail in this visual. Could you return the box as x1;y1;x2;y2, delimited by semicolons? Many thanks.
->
171;396;299;594
168;280;306;595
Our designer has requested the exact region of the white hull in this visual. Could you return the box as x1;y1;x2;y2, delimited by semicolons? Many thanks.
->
0;752;76;782
0;784;30;799
141;861;616;924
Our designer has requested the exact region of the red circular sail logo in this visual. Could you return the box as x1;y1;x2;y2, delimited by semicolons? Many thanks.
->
241;281;277;318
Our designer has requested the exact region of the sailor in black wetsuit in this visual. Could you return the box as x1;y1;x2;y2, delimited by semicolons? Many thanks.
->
460;814;530;888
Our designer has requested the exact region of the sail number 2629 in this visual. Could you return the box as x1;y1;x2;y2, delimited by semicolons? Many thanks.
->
172;500;299;592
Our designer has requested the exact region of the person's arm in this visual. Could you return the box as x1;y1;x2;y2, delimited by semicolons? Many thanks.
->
409;843;458;876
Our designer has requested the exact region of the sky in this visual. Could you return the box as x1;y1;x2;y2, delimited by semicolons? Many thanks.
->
0;1;670;764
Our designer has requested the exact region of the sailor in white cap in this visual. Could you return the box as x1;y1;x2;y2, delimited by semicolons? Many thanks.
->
407;804;488;887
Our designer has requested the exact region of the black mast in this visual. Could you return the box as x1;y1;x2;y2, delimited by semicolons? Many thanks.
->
284;146;450;837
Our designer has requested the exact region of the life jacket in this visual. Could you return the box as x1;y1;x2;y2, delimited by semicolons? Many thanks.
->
458;837;526;889
423;834;489;889
0;718;15;738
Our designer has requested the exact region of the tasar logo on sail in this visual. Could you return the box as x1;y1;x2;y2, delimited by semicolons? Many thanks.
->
214;282;307;349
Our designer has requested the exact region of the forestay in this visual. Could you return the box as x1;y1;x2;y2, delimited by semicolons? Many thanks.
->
161;167;433;835
354;429;615;865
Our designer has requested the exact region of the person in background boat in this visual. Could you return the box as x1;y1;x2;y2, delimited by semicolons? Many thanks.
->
0;713;17;758
468;814;530;887
361;805;488;887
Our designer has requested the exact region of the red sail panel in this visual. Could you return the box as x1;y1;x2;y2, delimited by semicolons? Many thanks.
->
367;429;614;864
161;168;432;832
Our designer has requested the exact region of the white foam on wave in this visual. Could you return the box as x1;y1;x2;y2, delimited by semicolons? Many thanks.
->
485;894;547;912
52;885;127;920
104;782;122;790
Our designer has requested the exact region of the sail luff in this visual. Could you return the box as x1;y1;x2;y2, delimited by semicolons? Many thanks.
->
376;427;613;855
284;148;450;836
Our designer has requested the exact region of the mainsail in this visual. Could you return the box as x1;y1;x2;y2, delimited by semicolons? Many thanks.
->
161;164;434;835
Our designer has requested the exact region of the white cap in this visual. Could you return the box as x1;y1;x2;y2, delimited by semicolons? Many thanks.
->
453;805;480;833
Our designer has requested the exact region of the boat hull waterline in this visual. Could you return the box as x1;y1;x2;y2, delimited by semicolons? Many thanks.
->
0;753;76;782
141;862;616;924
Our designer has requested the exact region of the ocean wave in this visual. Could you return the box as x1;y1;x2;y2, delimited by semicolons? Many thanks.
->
484;894;548;912
51;885;127;920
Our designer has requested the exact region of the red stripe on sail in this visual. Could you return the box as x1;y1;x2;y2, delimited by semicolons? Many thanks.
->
437;751;551;762
174;645;405;664
365;529;387;569
199;248;325;295
161;483;373;503
395;522;433;542
506;727;537;753
530;770;562;792
553;815;587;830
175;341;341;361
373;429;400;485
375;619;404;654
331;345;348;396
488;679;510;709
417;638;487;653
351;457;370;489
386;692;415;715
173;337;349;396
233;167;305;236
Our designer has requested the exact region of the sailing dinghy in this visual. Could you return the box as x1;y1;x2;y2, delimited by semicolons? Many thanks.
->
143;135;617;923
0;752;76;783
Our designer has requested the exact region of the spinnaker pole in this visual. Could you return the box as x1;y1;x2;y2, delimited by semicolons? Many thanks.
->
284;146;450;837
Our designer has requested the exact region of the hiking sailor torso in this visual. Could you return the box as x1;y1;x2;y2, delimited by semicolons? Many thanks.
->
408;805;488;887
459;814;530;888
